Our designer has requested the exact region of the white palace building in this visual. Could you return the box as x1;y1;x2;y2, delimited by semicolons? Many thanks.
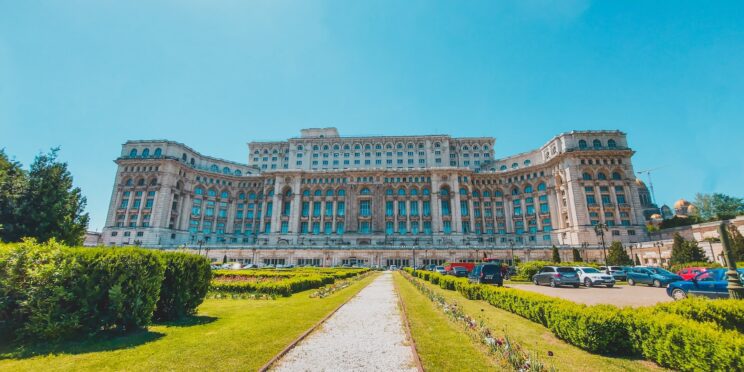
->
101;128;657;266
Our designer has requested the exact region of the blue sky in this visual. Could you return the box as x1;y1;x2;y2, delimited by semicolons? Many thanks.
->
2;1;743;230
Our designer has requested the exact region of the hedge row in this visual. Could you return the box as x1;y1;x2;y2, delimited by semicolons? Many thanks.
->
0;240;211;342
405;269;744;371
212;268;367;280
210;275;335;296
650;296;744;334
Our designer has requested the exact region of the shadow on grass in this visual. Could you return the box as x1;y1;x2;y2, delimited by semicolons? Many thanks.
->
0;329;164;360
155;315;218;328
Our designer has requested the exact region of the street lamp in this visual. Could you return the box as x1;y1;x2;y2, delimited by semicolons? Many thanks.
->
653;242;663;267
580;242;589;262
508;239;515;265
594;223;609;267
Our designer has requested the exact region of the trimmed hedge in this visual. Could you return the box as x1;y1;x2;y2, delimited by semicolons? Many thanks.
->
155;252;211;321
667;261;722;273
405;268;744;371
0;240;165;341
210;275;334;296
651;296;744;334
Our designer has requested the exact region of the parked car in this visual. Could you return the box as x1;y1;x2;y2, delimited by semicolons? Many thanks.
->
434;266;447;275
599;266;628;281
626;267;683;287
667;268;744;300
389;265;398;271
677;267;709;281
532;266;580;288
468;263;503;286
424;264;436;271
448;266;469;277
574;266;616;288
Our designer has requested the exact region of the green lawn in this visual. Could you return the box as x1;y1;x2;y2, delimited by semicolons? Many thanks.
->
410;276;665;372
0;273;379;372
393;273;500;370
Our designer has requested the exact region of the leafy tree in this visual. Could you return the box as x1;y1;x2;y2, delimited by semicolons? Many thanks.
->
572;248;583;262
551;245;561;263
0;149;27;242
606;241;633;265
694;193;744;221
660;216;701;229
634;254;642;266
670;233;707;264
728;225;744;262
16;148;89;246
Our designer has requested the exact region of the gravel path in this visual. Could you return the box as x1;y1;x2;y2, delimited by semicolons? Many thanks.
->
272;271;418;372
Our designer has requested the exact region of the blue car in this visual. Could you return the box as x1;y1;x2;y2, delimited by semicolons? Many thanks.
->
626;267;683;288
666;268;744;300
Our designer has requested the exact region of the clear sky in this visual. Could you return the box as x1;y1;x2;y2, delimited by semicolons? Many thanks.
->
2;1;743;231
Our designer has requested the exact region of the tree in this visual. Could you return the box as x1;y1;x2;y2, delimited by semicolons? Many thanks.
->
16;148;89;246
728;225;744;262
572;248;583;262
551;245;561;263
635;254;642;266
694;193;744;221
670;233;708;264
0;149;27;242
606;241;633;266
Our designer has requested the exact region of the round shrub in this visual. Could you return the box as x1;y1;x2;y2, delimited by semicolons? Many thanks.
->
155;252;212;321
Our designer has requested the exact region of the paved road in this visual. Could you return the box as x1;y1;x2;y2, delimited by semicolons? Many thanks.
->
272;271;418;372
507;283;673;307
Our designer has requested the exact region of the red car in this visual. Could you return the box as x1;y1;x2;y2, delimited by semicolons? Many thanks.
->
677;267;708;281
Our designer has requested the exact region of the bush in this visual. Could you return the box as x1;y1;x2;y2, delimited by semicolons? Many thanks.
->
210;275;335;296
155;252;211;321
0;240;165;341
651;296;744;334
667;261;722;273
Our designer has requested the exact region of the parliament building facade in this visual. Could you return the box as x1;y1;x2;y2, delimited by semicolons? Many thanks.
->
101;128;655;266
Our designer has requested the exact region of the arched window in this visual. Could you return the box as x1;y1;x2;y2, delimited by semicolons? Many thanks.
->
524;160;531;166
313;145;319;151
129;148;138;157
154;148;162;157
511;163;519;169
608;139;617;149
360;187;371;195
537;182;546;191
210;164;219;172
524;185;533;193
495;190;503;197
483;191;491;198
440;188;449;196
386;188;393;196
220;191;229;199
434;142;441;148
249;192;256;200
593;139;602;149
314;189;322;196
285;190;292;197
500;165;507;171
579;140;587;149
303;189;310;196
326;189;334;197
459;188;468;195
190;158;195;166
141;148;150;157
150;178;157;186
472;190;480;198
268;190;274;196
612;172;622;180
137;178;145;186
597;172;607;180
337;189;346;196
194;187;203;195
234;170;242;176
422;188;430;196
239;193;245;200
208;188;217;197
125;178;133;186
410;188;418;196
582;172;593;180
511;187;520;195
182;153;187;161
223;167;230;174
297;145;304;150
398;188;406;196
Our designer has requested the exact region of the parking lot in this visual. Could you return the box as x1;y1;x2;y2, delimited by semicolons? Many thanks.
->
508;283;673;307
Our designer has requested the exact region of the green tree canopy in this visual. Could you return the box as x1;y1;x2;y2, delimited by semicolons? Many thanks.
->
728;225;744;262
551;245;561;263
670;233;708;264
0;149;28;242
693;193;744;221
606;241;633;266
11;148;89;245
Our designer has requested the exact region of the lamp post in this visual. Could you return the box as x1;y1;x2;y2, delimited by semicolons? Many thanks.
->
594;223;609;267
580;242;589;262
703;237;719;264
654;242;663;267
718;222;744;299
197;239;204;256
508;239;515;265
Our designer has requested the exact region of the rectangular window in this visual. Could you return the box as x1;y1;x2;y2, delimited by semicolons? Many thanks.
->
337;201;345;216
301;222;308;234
586;195;596;205
325;202;333;217
205;208;214;217
219;209;227;218
360;200;371;216
410;201;418;216
133;199;141;209
411;221;419;234
526;205;535;215
266;202;273;216
398;202;406;216
302;202;309;217
264;222;271;233
540;203;549;214
281;221;289;233
386;201;394;216
423;201;431;216
313;202;321;216
145;199;154;209
514;206;522;216
336;222;345;234
283;202;291;216
312;222;320;234
460;201;468;216
324;222;332;234
359;221;370;234
443;221;451;234
617;195;626;204
601;195;611;204
462;221;470;233
423;221;432;234
441;200;451;215
386;221;394;235
399;221;407;234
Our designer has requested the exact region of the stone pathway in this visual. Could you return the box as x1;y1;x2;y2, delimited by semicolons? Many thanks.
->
272;271;418;372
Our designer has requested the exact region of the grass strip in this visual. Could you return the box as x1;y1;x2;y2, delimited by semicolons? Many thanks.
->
0;273;380;372
393;273;498;371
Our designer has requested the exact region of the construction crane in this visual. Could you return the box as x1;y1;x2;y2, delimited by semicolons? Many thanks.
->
636;167;665;206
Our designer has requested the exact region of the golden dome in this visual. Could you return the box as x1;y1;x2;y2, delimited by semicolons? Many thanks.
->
635;178;646;187
674;199;689;209
650;213;662;220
